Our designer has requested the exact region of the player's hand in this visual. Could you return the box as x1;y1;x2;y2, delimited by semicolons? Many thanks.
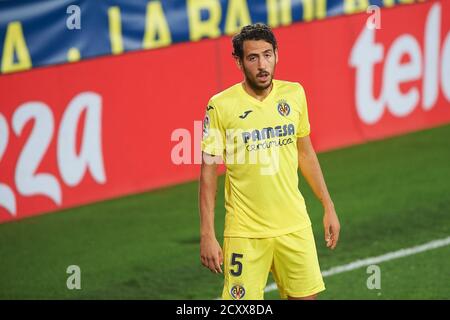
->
200;235;223;274
323;206;340;250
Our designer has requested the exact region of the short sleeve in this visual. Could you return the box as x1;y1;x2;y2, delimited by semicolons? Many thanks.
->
296;84;311;138
201;100;226;156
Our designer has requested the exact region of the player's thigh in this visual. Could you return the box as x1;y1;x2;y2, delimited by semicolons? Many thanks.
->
222;237;273;300
271;227;325;299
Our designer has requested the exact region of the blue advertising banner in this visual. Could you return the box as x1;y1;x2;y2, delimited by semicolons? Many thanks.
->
0;0;424;74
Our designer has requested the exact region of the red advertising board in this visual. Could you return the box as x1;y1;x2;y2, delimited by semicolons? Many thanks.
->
0;0;449;222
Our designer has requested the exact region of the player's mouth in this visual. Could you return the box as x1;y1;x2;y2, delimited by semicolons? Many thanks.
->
256;72;270;82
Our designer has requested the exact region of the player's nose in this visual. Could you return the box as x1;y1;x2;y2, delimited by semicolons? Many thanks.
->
257;57;267;69
257;59;267;69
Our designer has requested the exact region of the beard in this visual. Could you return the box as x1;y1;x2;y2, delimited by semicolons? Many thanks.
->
243;65;274;92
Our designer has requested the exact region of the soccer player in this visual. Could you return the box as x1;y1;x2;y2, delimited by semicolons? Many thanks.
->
199;23;340;300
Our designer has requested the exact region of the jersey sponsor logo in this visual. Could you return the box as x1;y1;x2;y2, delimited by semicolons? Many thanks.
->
206;105;214;111
239;110;253;119
245;137;294;152
242;124;295;143
277;99;291;116
230;284;246;300
240;124;296;152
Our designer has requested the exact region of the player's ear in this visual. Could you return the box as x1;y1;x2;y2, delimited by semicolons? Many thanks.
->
275;49;279;64
234;55;243;70
236;59;243;70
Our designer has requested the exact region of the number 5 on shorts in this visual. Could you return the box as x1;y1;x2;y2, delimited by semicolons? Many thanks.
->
230;253;243;276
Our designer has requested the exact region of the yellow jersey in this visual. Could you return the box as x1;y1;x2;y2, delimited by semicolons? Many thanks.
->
201;79;312;238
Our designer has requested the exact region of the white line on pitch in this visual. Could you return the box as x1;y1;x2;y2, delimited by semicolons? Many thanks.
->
262;236;450;293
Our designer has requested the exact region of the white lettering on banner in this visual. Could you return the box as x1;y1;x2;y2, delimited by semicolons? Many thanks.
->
383;35;421;117
0;91;105;219
423;3;440;110
12;102;62;205
349;3;450;125
442;32;450;101
349;20;385;124
58;92;106;186
0;114;16;216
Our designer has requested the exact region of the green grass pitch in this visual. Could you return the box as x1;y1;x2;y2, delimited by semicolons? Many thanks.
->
0;124;449;299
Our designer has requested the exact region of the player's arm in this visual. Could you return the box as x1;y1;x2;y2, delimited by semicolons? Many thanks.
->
297;135;340;250
199;152;223;273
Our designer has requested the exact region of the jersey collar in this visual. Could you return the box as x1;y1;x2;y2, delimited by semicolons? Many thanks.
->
239;79;277;105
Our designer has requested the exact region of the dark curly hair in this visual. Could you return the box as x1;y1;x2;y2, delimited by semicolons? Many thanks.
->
232;23;278;60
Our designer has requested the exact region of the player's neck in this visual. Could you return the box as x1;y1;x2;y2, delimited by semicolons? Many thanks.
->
242;80;273;102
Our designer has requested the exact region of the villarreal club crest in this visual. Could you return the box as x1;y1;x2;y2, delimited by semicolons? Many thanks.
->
230;284;246;300
277;99;291;116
